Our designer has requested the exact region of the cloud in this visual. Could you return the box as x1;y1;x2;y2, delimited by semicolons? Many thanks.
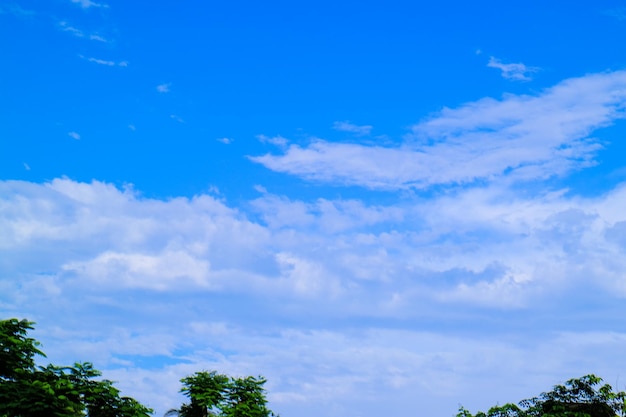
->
217;137;234;144
250;70;626;190
71;0;108;9
59;22;109;42
89;34;108;42
257;134;288;147
170;114;184;123
487;56;539;81
79;55;127;66
89;57;114;66
60;21;84;37
156;83;171;93
5;177;626;310
23;163;30;171
63;250;212;291
250;194;404;233
68;131;81;140
4;177;626;416
332;121;373;135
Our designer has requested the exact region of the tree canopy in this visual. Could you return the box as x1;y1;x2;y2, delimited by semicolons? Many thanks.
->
166;371;277;417
0;318;152;417
458;374;626;417
1;318;277;417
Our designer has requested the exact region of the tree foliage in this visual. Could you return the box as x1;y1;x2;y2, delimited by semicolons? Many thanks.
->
458;374;626;417
167;371;277;417
0;318;153;417
2;318;279;417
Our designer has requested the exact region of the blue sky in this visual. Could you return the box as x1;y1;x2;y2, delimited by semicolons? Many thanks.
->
3;0;626;416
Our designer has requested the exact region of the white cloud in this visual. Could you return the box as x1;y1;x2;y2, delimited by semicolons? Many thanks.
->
487;56;539;81
23;163;30;171
88;57;115;66
156;83;171;93
71;0;108;9
79;55;126;67
332;121;373;135
89;34;108;42
257;134;288;147
251;71;626;189
68;131;81;140
250;194;404;233
217;137;234;144
6;176;626;309
60;21;84;37
63;250;212;291
60;22;109;42
170;114;184;123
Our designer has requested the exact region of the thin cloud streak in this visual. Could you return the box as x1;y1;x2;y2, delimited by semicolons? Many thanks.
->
487;56;539;81
333;121;373;135
60;21;84;37
71;0;108;8
80;55;127;66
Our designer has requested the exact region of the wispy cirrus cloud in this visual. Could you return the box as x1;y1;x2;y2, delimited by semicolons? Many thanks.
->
89;34;107;42
68;131;81;140
59;20;109;42
257;134;288;147
71;0;108;9
250;71;626;190
60;21;85;37
332;121;373;136
487;56;539;81
80;55;127;66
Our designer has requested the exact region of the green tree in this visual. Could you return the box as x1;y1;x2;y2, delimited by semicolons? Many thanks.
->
0;318;44;379
0;318;153;417
167;372;277;417
222;376;274;417
458;375;626;417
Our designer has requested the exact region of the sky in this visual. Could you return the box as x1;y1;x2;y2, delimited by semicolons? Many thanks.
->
3;0;626;416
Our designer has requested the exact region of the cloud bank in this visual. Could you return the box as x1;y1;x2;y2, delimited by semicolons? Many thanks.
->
3;170;626;414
